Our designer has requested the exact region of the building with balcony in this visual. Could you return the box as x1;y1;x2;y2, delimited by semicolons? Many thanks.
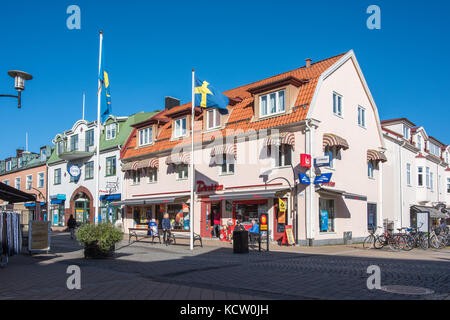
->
119;50;386;245
381;118;450;230
0;146;53;224
47;112;156;228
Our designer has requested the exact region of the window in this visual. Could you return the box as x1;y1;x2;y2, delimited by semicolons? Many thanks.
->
447;178;450;194
174;117;187;138
38;173;45;188
139;127;152;146
430;172;434;191
147;168;158;183
85;162;94;180
446;152;449;164
105;123;116;140
274;145;292;167
206;109;221;130
417;167;423;186
15;177;21;190
406;163;411;186
324;146;336;169
357;106;366;127
220;154;235;175
429;143;440;157
106;157;116;176
426;167;430;188
6;161;11;171
57;141;64;155
132;170;141;185
54;168;61;185
368;161;374;179
403;125;409;140
333;92;342;117
367;203;377;231
18;158;23;168
260;90;285;117
3;180;9;186
176;164;189;180
417;135;422;151
70;134;79;151
319;198;335;233
85;130;94;151
40;149;47;162
26;175;32;190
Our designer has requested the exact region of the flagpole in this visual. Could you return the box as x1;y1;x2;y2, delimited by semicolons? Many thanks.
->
94;30;103;225
190;69;195;251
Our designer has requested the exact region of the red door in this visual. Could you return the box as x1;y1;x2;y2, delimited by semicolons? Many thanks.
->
273;198;288;242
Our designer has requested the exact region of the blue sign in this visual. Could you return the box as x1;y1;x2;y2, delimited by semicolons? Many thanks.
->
320;211;329;232
314;173;333;184
299;173;311;184
67;163;81;178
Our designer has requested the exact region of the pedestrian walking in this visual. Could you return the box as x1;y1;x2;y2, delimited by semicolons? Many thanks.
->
67;215;77;240
162;213;171;245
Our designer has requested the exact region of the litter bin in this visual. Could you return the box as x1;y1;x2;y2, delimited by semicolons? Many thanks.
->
233;230;249;254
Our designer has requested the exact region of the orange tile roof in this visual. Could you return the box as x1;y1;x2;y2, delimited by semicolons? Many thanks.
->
122;52;346;161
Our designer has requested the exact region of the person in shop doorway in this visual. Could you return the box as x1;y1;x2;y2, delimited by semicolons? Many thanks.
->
67;215;77;240
162;213;171;245
212;209;221;238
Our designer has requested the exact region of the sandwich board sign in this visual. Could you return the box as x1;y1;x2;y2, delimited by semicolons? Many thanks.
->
417;212;429;233
28;221;51;254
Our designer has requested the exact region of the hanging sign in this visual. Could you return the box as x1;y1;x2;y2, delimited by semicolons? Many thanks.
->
314;173;333;184
260;213;268;231
314;155;330;167
300;154;312;168
279;199;286;213
67;162;81;180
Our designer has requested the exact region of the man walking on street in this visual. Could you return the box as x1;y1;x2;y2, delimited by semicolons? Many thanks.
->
67;215;77;240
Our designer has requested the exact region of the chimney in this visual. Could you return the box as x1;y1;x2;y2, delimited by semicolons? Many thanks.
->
305;58;312;68
16;149;24;158
165;96;180;110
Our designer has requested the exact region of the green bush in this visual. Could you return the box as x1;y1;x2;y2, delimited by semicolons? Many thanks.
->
76;223;123;251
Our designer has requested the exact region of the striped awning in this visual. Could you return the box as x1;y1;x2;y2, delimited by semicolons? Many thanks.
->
210;144;237;159
121;161;138;172
136;158;159;169
323;133;349;150
367;150;387;163
265;132;295;150
166;152;190;165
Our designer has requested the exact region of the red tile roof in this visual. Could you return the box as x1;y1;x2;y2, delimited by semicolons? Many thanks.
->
122;52;346;161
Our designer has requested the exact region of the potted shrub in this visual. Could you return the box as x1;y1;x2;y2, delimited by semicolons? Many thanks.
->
76;223;123;259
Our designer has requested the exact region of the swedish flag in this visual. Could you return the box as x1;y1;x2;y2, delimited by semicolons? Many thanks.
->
194;76;229;113
99;48;112;123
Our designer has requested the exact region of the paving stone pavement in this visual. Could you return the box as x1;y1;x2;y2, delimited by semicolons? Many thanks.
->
0;233;449;300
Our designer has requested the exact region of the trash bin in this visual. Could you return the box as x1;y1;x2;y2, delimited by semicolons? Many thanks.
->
343;231;352;245
233;230;249;254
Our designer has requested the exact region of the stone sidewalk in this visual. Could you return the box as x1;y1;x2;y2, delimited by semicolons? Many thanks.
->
0;233;449;300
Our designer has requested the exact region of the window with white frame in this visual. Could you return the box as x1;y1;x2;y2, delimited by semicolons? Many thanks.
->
18;158;23;168
147;168;158;183
176;164;189;180
417;135;422;151
403;125;409;140
6;160;11;171
85;129;94;151
26;175;32;190
274;145;292;167
426;167;430;188
406;163;411;186
260;90;285;117
106;123;116;140
15;177;21;190
139;127;152;146
324;146;336;169
429;143;440;157
206;108;221;130
430;172;434;191
38;173;45;188
446;152;449;164
70;134;79;151
54;168;61;185
174;118;187;138
357;106;366;128
85;162;94;180
40;149;47;162
417;167;423;186
333;92;343;117
57;141;64;155
132;170;141;185
220;154;235;175
368;161;375;179
105;156;116;176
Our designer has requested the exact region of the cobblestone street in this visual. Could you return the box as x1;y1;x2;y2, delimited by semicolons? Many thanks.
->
1;233;450;300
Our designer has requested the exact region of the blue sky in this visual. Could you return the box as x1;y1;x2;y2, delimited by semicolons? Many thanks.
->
0;0;449;158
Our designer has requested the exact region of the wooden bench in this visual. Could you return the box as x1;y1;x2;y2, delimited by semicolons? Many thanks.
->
128;228;161;244
168;230;203;247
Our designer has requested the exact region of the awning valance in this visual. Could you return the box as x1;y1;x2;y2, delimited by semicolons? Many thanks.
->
411;205;449;219
166;153;190;165
367;150;387;163
323;133;349;150
265;132;295;150
209;188;288;201
210;144;237;159
136;158;159;170
121;162;137;172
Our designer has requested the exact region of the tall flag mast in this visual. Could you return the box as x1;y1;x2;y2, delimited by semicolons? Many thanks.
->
94;30;103;225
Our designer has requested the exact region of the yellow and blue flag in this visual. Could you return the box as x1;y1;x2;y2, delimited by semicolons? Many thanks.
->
194;76;229;113
99;48;112;123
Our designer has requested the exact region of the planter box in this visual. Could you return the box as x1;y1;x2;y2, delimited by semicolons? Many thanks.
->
84;243;115;259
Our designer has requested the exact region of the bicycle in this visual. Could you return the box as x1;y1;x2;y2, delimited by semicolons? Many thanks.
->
363;226;383;249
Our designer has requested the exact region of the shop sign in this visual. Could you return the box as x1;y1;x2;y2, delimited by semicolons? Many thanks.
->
321;181;336;187
299;173;311;184
313;173;333;184
196;180;224;192
282;225;295;246
300;154;312;168
67;163;81;178
260;213;268;231
320;211;329;232
279;199;286;213
314;155;330;167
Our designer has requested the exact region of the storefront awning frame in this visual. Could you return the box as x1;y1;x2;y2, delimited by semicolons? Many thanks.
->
209;188;289;201
411;205;449;219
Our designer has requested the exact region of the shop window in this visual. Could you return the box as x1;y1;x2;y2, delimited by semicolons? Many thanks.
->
85;161;94;180
220;154;234;175
176;164;188;180
235;202;267;225
367;203;377;230
319;198;335;233
106;156;116;176
147;168;158;183
133;207;152;225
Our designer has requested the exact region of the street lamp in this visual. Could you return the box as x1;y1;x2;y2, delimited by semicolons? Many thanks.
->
0;70;33;109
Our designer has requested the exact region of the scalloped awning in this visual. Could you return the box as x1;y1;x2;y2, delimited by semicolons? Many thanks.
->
323;133;349;150
367;150;387;163
265;132;295;150
166;153;190;165
210;144;237;159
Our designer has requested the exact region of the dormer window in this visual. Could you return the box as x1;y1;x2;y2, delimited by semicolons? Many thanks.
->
106;123;116;140
138;127;152;146
6;160;11;171
18;157;23;168
174;117;187;138
417;135;422;151
40;148;47;162
403;125;409;140
206;109;220;130
57;141;64;155
260;90;285;117
429;143;440;157
70;134;79;152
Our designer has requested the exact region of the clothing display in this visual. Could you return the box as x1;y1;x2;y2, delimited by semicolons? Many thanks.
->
0;212;22;258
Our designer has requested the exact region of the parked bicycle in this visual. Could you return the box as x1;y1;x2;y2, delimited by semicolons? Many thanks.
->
363;226;406;251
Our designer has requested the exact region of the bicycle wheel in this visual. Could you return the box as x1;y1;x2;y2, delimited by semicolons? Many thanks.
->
388;236;400;251
420;237;430;250
403;235;414;251
396;235;408;251
363;235;375;249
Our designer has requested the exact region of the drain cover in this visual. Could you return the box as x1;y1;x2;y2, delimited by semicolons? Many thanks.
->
380;285;434;295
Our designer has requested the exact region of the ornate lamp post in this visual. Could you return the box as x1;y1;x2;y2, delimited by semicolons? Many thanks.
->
0;70;33;108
